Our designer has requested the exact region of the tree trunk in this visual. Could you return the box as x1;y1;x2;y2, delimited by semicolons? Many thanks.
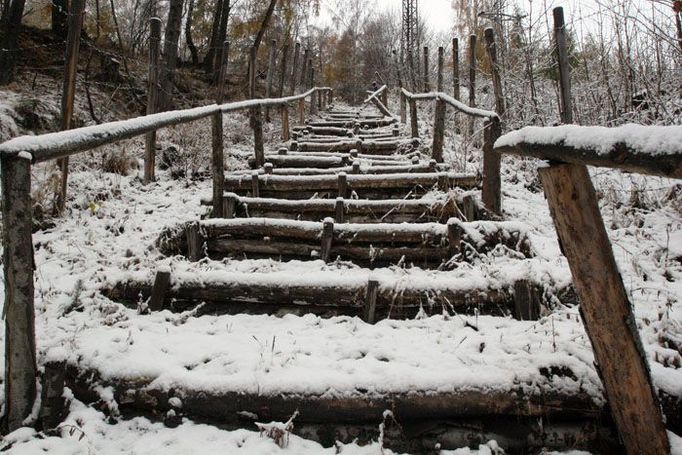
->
0;0;26;85
158;0;184;111
51;0;68;40
204;0;223;72
213;0;230;78
185;0;199;66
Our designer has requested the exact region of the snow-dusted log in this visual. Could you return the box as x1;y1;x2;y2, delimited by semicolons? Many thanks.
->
495;124;682;179
223;172;477;200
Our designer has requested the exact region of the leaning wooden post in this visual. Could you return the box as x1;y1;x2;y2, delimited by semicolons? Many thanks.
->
55;0;85;213
409;97;418;138
264;39;277;122
432;97;446;163
452;37;460;100
481;116;501;214
484;28;505;118
468;34;477;136
543;9;669;453
1;153;37;433
423;46;430;92
144;17;162;184
539;164;669;455
211;40;229;218
437;46;444;92
400;90;407;123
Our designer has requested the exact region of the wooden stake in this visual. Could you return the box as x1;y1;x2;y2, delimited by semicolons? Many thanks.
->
56;0;85;213
400;90;407;123
363;279;379;323
409;98;418;138
539;163;669;454
484;28;505;118
481;117;501;214
513;280;540;321
298;98;305;124
251;171;260;197
144;17;161;184
423;46;430;92
437;46;444;91
211;40;229;218
432;98;446;163
186;223;203;262
281;105;290;141
553;8;572;124
452;37;460;100
468;34;476;136
320;219;334;262
149;269;171;312
338;172;348;198
2;153;37;432
335;198;345;223
253;105;265;167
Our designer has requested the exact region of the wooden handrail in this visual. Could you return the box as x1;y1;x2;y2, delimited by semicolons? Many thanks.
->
363;84;387;104
0;87;333;162
400;88;498;119
494;125;682;179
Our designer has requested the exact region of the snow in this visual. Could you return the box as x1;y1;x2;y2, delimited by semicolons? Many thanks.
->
495;124;682;157
400;88;499;119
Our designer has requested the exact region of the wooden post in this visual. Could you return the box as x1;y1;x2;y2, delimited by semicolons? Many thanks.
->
186;223;203;262
446;220;462;257
468;34;476;136
513;280;540;321
290;42;300;95
264;39;277;122
253;105;265;167
310;68;318;116
144;17;161;184
251;171;260;197
423;46;430;92
264;163;273;175
484;28;505;118
338;172;348;198
452;37;460;100
539;163;669;454
300;48;310;87
335;198;345;222
409;98;418;138
553;7;572;124
481;117;501;214
211;40;229;218
223;194;237;219
56;0;85;213
363;279;379;323
432;98;446;163
298;98;305;124
149;269;171;312
320;219;334;263
38;361;66;430
437;46;444;92
400;90;407;123
281;105;290;141
2;153;37;433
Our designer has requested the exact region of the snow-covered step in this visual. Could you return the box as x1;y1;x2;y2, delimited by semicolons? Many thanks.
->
237;160;445;176
296;138;416;155
157;218;533;268
105;262;552;320
201;192;480;223
223;172;477;200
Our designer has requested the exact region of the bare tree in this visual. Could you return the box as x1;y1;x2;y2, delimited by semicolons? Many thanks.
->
0;0;26;85
159;0;184;111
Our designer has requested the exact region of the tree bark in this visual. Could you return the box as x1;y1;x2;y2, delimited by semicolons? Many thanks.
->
159;0;184;111
185;0;199;66
204;0;223;72
51;0;68;40
0;0;26;85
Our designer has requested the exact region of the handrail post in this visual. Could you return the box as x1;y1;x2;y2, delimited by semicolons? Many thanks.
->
432;97;446;163
481;117;501;214
298;98;305;123
437;46;444;91
409;97;418;138
423;46;430;92
211;40;229;218
400;90;407;123
452;37;460;100
144;17;162;184
281;102;290;141
253;105;265;167
468;34;476;136
484;28;505;118
1;153;37;433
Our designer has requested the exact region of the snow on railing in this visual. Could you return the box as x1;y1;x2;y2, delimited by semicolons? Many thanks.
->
400;88;498;119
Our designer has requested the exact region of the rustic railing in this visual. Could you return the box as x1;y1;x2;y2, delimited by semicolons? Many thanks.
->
399;88;501;215
0;85;331;432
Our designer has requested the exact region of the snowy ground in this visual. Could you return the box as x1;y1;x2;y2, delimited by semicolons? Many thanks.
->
0;103;681;453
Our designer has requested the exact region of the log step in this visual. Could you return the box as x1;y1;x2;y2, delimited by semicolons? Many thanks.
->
224;172;478;200
240;161;445;176
105;265;552;320
298;138;417;155
156;218;533;268
201;192;481;223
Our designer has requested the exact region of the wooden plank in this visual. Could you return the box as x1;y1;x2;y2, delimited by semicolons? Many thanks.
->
539;163;669;454
1;153;37;432
144;17;162;184
149;269;172;312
